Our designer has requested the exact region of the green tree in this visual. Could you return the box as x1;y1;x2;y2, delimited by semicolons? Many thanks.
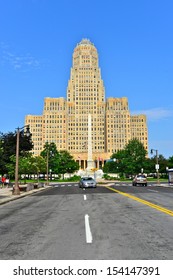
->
55;150;79;179
122;139;147;175
0;131;33;175
103;150;126;176
104;139;147;176
149;154;168;177
5;154;32;182
142;157;154;174
40;144;79;179
103;161;116;173
168;156;173;168
18;154;33;183
40;142;59;173
31;156;46;181
5;155;16;179
0;138;5;175
40;142;58;158
111;150;127;176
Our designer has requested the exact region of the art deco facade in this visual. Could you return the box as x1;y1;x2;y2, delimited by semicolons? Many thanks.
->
25;39;148;168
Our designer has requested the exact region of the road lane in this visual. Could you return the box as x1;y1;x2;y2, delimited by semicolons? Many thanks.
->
0;184;173;259
105;185;173;217
111;183;173;211
147;189;159;192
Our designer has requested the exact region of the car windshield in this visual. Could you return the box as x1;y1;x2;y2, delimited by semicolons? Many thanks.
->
82;177;93;181
137;175;146;178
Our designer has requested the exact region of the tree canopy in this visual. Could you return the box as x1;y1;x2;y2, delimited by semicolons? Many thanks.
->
0;131;33;175
40;143;79;178
103;138;172;177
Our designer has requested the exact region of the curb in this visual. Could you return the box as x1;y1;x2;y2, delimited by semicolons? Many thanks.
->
0;185;54;206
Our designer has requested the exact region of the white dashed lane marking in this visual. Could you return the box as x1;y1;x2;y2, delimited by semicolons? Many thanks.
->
85;214;92;243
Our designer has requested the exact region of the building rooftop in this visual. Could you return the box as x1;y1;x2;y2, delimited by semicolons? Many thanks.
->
78;38;94;46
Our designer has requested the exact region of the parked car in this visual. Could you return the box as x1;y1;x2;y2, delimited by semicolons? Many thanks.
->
79;177;97;188
132;174;147;186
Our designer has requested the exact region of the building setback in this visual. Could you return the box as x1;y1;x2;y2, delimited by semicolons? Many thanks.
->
25;39;148;168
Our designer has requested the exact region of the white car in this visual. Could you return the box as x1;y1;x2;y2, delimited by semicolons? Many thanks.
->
79;177;97;188
132;174;147;186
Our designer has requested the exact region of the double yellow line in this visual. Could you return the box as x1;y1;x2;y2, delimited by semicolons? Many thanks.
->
105;185;173;217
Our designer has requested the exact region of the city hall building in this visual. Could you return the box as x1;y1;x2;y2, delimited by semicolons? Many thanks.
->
25;39;148;169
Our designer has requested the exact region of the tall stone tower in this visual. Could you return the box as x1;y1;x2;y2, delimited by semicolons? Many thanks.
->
66;39;106;168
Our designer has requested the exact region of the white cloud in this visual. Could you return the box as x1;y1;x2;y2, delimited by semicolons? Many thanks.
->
131;108;173;121
0;42;41;71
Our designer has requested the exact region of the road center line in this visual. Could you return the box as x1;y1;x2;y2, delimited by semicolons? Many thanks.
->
105;186;173;217
84;195;87;200
85;214;93;243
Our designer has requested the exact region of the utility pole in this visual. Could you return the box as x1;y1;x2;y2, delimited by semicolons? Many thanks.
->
151;149;159;184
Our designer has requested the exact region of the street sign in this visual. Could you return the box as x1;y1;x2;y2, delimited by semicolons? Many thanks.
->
155;164;159;170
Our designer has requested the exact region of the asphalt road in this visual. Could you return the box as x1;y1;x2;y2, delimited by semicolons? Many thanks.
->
0;182;173;260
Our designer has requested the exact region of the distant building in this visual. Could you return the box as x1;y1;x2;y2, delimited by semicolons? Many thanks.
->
25;39;148;168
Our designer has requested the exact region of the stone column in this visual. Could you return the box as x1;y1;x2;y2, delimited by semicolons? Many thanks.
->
87;114;94;170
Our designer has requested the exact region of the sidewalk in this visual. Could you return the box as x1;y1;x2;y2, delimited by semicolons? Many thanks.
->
97;178;173;187
154;183;173;188
0;185;53;206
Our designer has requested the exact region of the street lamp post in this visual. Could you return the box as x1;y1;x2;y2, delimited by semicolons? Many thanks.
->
151;148;159;184
46;146;49;186
13;125;30;195
46;143;54;186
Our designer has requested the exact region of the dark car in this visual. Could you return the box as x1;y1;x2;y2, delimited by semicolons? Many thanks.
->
132;174;147;186
79;177;97;188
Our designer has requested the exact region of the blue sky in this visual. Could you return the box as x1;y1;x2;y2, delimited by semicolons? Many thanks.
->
0;0;173;159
